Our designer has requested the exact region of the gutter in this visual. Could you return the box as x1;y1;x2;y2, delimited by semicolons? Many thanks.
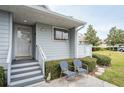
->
76;22;87;32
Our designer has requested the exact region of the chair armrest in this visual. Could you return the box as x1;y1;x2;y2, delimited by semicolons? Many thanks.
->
68;65;74;68
68;65;75;71
82;63;88;72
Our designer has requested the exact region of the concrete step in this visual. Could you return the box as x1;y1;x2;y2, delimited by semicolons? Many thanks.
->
11;66;40;73
11;68;41;75
26;81;46;87
12;60;38;64
11;62;38;68
11;70;41;79
10;75;44;86
10;60;44;87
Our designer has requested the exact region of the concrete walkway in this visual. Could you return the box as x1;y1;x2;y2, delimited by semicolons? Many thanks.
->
33;75;117;87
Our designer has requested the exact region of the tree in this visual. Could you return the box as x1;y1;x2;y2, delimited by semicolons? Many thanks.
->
106;27;124;46
84;25;101;46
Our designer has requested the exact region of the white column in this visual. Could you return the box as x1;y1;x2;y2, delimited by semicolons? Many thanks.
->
74;30;78;58
7;12;13;86
69;28;78;58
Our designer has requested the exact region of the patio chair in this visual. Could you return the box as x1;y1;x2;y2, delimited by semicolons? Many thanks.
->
59;61;76;79
73;59;88;76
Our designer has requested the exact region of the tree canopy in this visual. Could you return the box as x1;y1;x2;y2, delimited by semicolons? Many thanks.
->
84;25;101;46
105;27;124;46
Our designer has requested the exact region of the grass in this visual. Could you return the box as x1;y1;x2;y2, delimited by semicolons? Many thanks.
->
93;51;124;87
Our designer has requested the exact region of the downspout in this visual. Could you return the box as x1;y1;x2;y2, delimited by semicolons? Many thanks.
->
76;24;86;32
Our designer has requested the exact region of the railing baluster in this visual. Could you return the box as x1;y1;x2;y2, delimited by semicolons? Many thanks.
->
36;44;47;77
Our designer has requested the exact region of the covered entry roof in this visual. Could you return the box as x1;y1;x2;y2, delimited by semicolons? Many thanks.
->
0;5;86;29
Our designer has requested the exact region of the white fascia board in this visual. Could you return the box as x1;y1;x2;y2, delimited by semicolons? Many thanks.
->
25;5;86;26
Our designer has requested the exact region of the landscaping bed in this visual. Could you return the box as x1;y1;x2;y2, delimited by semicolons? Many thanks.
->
93;51;124;87
92;53;111;66
0;66;5;87
45;57;97;80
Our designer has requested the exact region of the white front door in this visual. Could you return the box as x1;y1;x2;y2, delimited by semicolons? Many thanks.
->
14;25;32;59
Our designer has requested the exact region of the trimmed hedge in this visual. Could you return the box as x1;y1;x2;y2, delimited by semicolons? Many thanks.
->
92;54;111;66
0;66;5;87
92;47;101;51
92;47;118;51
92;47;108;51
45;57;97;80
105;47;118;51
79;57;97;72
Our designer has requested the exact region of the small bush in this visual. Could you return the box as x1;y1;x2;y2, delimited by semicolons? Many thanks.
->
92;54;111;66
105;47;118;51
92;47;101;51
45;57;97;80
0;66;5;87
92;47;108;51
79;57;97;72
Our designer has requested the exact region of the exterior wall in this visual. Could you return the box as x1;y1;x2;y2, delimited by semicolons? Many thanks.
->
78;44;92;58
36;23;70;61
0;10;12;69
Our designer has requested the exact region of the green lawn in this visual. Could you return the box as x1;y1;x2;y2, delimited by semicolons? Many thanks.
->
93;51;124;87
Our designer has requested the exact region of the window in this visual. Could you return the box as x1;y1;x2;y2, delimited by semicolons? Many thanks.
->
54;28;69;40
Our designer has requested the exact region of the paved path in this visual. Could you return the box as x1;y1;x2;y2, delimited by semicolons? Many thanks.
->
33;75;117;87
95;65;106;76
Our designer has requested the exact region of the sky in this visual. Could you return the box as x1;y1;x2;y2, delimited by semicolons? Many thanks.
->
49;5;124;40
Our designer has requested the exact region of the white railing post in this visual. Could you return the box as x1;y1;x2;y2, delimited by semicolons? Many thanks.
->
7;13;12;86
7;47;12;86
36;44;46;77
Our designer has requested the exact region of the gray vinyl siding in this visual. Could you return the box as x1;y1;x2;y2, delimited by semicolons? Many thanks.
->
0;10;11;68
36;23;70;61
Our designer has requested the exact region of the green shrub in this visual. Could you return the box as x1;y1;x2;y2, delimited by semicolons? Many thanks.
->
105;47;118;51
92;47;101;51
45;57;97;80
92;47;108;51
0;66;5;87
79;57;97;72
92;53;111;66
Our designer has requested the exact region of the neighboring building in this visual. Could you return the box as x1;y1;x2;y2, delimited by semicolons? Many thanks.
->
78;33;92;58
0;5;91;86
78;33;89;44
98;39;107;48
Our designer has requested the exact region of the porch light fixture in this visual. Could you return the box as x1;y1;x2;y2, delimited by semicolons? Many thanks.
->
24;19;27;23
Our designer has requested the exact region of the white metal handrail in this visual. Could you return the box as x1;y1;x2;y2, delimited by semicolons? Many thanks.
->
7;46;12;86
36;44;46;77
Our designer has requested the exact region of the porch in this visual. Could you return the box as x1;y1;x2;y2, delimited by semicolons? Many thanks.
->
0;5;87;87
29;75;117;87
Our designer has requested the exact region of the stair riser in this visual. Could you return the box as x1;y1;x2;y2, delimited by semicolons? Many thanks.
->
10;78;44;87
11;64;39;69
11;68;41;75
11;73;43;82
12;60;38;64
10;76;44;86
11;66;40;73
11;62;39;68
11;71;42;79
